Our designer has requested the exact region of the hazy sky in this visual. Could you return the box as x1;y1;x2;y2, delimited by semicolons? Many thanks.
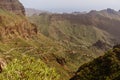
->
20;0;120;12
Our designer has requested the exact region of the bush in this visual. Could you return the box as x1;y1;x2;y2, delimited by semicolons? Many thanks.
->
0;55;60;80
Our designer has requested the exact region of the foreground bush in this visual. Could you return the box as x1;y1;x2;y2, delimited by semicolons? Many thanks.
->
0;55;60;80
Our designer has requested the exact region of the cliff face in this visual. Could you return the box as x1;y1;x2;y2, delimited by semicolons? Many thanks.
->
0;0;25;15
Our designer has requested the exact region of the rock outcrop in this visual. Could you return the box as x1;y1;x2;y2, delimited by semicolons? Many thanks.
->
0;0;25;15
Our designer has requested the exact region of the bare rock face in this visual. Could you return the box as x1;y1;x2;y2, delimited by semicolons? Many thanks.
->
0;0;25;15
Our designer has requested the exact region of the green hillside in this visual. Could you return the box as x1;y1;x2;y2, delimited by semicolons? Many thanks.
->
0;9;98;80
0;9;64;80
28;13;114;65
29;14;113;47
70;45;120;80
29;9;120;43
27;11;120;79
1;7;120;80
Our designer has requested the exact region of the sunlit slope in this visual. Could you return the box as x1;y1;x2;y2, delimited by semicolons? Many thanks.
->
29;14;113;48
28;13;116;78
0;9;65;80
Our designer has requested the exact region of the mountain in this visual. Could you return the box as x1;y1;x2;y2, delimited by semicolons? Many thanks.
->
27;9;120;79
70;44;120;80
1;0;120;79
0;1;65;80
0;8;72;80
29;8;120;44
28;10;116;58
30;13;114;47
0;0;25;15
86;9;120;43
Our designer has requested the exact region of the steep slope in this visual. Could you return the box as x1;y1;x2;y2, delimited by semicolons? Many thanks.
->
0;0;25;15
29;9;120;43
1;3;119;79
29;13;114;59
27;13;116;79
70;45;120;80
29;14;112;46
27;11;120;79
0;9;37;40
0;8;96;80
87;9;120;42
0;9;64;80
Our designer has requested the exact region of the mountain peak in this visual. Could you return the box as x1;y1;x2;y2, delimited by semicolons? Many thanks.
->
0;0;25;15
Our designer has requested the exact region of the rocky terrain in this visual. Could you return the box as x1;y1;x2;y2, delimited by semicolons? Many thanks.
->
0;0;25;15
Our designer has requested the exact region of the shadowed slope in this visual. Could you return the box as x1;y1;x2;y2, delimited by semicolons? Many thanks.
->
70;45;120;80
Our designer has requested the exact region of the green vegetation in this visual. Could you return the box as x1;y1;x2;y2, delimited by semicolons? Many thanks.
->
28;13;114;74
70;45;120;80
29;14;112;47
1;7;120;80
0;54;59;80
0;9;63;80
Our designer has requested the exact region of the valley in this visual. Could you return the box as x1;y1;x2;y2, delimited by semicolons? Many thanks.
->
0;0;120;80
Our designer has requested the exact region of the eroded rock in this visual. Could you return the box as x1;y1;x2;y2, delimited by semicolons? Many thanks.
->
0;0;25;15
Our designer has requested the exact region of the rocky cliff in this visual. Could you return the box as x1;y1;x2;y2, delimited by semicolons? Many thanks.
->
0;0;25;15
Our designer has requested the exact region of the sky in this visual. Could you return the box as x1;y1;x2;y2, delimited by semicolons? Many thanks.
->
20;0;120;13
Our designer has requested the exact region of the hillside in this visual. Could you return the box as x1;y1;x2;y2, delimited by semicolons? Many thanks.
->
0;6;96;80
28;12;115;60
26;9;120;79
29;14;113;46
1;1;120;79
0;8;114;80
0;1;81;79
0;9;63;80
70;45;120;80
29;9;120;43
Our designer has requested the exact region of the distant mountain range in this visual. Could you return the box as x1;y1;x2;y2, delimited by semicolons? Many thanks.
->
25;8;49;16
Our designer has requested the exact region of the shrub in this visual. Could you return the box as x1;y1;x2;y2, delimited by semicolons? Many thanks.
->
0;55;60;80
